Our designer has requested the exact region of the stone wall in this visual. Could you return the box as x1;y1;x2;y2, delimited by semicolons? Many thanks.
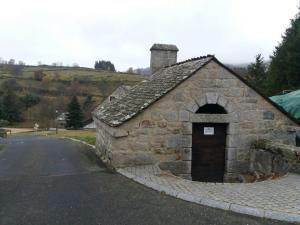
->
250;139;300;176
94;60;298;180
94;118;156;168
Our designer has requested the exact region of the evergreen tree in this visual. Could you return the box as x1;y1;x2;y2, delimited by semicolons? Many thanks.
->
2;89;22;122
267;8;300;95
66;96;83;129
247;54;267;92
94;60;116;72
20;93;40;108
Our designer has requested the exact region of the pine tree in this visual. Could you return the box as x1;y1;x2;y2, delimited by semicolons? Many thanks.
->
247;54;267;92
66;96;83;129
267;8;300;95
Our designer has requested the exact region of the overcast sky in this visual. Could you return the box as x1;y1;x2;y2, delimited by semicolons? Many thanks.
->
0;0;299;71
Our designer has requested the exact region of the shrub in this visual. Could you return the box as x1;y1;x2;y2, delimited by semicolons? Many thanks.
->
33;70;46;81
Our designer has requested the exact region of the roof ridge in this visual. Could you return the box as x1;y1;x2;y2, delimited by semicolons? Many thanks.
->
164;54;214;69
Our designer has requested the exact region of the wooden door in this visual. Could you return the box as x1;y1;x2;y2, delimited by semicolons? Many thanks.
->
192;123;227;182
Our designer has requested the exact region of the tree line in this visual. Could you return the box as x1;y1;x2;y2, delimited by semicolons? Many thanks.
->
94;60;116;71
247;7;300;96
0;58;119;75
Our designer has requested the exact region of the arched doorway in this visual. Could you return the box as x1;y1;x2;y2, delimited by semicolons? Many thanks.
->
192;104;227;182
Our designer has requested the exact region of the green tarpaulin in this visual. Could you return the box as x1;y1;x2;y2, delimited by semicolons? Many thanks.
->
270;90;300;146
270;90;300;119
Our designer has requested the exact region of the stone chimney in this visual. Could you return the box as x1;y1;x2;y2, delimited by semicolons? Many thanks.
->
150;44;178;74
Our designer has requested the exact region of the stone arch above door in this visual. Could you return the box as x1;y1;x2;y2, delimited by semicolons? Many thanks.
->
186;92;237;115
182;93;240;124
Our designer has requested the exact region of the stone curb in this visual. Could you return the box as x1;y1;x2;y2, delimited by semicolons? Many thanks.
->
48;135;96;149
62;137;96;149
117;169;300;223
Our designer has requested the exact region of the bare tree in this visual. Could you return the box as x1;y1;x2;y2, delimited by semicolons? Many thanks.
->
126;67;134;74
18;61;25;65
8;59;15;65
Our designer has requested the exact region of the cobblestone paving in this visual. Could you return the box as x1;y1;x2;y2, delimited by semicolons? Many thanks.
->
118;165;300;222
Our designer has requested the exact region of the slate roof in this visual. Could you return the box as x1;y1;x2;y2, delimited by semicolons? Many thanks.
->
93;55;300;127
92;55;214;127
116;85;132;93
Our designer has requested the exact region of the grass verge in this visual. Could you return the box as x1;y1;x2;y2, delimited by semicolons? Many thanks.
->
47;129;96;145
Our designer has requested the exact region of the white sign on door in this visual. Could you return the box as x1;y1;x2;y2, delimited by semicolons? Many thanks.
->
204;127;214;135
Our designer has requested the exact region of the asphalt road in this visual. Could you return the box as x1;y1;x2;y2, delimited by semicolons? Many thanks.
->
0;135;294;225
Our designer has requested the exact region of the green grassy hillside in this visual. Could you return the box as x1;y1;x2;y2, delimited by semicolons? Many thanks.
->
0;65;145;128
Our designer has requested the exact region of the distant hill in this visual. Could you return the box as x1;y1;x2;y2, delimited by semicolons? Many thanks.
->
225;60;271;78
225;63;249;77
134;67;151;76
226;63;249;68
0;64;145;127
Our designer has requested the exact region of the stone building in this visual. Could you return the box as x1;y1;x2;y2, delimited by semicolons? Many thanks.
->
92;44;298;182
